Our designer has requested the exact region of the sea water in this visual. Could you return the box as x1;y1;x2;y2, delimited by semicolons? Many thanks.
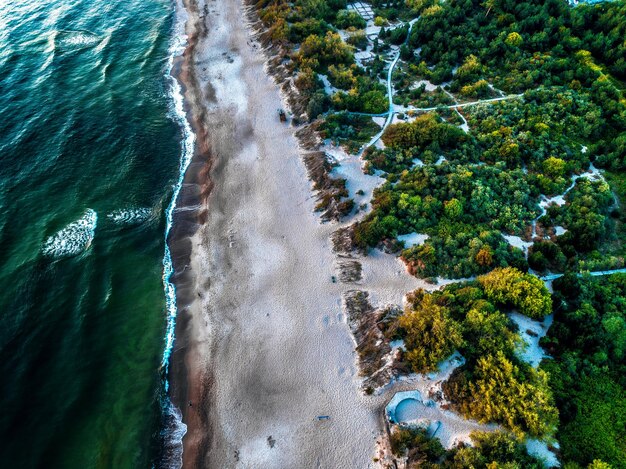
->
0;0;188;466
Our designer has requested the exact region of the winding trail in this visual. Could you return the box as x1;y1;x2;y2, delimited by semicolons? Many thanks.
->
361;19;418;152
344;17;524;152
359;37;522;151
541;268;626;281
397;93;524;117
446;94;523;109
354;94;523;120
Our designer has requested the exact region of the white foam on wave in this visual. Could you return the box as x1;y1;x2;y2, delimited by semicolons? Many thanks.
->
107;207;152;225
42;209;97;258
55;30;102;49
162;0;193;389
158;2;194;466
159;399;188;469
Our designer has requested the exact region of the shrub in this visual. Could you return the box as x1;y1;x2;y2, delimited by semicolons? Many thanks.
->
297;32;354;70
447;352;558;438
399;295;464;373
335;10;366;29
478;267;552;319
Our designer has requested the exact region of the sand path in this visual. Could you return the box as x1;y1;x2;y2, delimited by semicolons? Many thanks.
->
169;0;385;467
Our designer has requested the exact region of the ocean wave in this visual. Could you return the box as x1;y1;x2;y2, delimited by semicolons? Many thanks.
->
158;1;194;466
42;209;97;258
162;0;193;385
159;399;188;469
107;207;152;225
54;29;102;50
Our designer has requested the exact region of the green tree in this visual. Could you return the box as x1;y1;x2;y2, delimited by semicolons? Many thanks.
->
543;156;567;179
334;10;366;29
456;54;483;83
462;301;519;360
557;375;626;467
297;32;353;70
588;461;613;469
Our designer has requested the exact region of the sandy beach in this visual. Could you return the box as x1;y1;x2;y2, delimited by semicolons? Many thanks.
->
168;0;394;466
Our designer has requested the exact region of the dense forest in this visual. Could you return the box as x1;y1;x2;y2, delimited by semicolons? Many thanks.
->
382;269;625;467
541;273;626;467
252;0;626;279
354;0;626;276
391;268;556;438
248;0;626;466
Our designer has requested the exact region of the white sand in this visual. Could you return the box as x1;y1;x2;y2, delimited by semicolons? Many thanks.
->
527;438;560;467
175;0;394;466
509;312;553;367
389;339;406;350
358;249;435;306
372;116;386;127
503;234;532;256
355;50;375;61
325;143;385;212
318;74;339;96
397;232;429;248
333;157;384;211
410;158;424;169
411;79;438;92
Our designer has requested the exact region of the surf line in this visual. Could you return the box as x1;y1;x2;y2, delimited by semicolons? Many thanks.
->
159;3;194;466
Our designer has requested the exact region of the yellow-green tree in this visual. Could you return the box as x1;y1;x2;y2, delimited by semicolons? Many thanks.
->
478;267;552;319
587;461;613;469
463;301;519;358
297;32;353;70
457;54;484;81
505;32;523;47
399;295;464;373
458;352;558;437
543;156;567;179
444;198;463;219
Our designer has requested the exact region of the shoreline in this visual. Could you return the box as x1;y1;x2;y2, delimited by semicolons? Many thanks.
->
162;0;214;466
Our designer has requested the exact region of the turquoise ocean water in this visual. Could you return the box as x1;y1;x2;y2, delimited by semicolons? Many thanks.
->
0;0;189;466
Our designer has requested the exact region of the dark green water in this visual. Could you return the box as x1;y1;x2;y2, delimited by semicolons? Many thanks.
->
0;0;187;466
